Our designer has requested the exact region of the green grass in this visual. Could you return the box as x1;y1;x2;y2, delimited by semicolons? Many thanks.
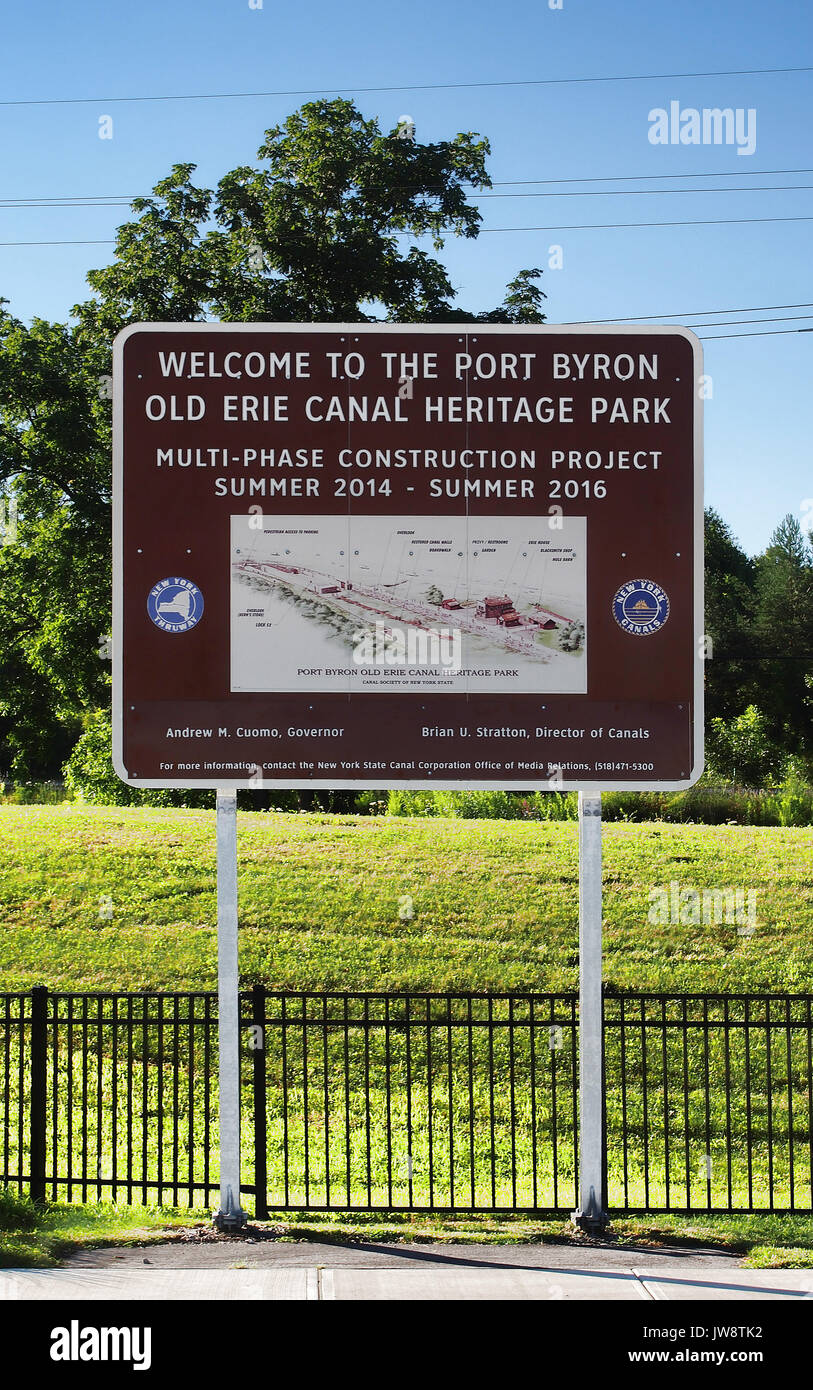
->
0;1190;194;1268
2;1196;813;1269
0;805;811;993
264;1210;813;1266
1;807;811;1258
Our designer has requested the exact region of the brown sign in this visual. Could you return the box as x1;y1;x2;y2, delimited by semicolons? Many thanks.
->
113;324;703;790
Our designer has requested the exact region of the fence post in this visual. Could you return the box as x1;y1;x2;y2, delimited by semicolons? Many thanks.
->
29;986;48;1205
251;984;269;1220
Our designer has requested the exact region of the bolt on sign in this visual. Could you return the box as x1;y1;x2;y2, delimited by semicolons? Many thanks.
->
112;324;703;791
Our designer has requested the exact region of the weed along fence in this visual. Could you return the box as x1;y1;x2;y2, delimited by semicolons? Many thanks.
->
1;988;811;1217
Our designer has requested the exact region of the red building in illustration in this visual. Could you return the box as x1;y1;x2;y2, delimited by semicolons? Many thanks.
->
476;595;515;620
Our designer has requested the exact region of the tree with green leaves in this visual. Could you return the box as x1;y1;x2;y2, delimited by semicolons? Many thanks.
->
0;305;111;776
752;513;813;761
73;99;546;347
703;506;758;723
556;620;585;653
1;99;545;787
705;704;785;786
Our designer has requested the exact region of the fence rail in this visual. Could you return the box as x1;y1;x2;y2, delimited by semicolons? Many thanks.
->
1;988;811;1215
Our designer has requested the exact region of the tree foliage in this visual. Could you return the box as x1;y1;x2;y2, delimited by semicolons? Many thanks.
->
751;513;813;759
1;100;811;792
703;507;757;723
0;305;111;774
556;620;585;653
701;510;813;780
74;100;546;340
0;101;544;782
705;704;785;786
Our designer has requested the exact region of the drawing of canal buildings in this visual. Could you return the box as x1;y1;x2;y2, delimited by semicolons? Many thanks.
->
230;515;587;692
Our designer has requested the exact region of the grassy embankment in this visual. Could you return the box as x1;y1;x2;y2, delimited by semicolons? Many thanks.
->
0;804;811;993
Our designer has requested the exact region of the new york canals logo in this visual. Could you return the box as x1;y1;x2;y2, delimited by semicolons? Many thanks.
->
147;578;204;633
612;579;670;636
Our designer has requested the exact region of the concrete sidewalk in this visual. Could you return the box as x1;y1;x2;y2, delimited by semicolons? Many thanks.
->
1;1265;812;1300
2;1241;812;1300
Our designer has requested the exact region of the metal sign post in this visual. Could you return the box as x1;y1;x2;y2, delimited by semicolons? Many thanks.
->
573;792;607;1232
213;789;247;1231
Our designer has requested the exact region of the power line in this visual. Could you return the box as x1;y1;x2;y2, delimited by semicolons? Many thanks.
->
5;209;813;247
474;184;813;199
0;242;807;339
0;201;134;210
4;184;813;213
564;302;813;322
5;208;813;249
0;239;114;246
0;63;810;108
698;328;813;339
564;313;813;328
488;167;813;187
687;314;813;326
4;168;813;207
480;215;813;231
0;195;140;204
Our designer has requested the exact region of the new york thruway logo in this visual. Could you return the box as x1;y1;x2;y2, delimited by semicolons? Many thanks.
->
147;578;204;633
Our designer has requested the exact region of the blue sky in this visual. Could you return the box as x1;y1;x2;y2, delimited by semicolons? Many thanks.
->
1;0;811;556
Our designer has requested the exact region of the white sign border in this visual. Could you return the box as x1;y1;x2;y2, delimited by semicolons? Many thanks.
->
113;321;704;793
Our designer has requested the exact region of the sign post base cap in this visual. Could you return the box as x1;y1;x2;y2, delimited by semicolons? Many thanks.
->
571;1201;609;1236
213;1186;248;1233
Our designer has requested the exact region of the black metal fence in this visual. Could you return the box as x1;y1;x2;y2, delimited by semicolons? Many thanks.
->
249;991;579;1214
1;988;811;1215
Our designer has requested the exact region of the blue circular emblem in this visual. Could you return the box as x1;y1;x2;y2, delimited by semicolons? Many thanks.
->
147;578;204;633
612;579;670;636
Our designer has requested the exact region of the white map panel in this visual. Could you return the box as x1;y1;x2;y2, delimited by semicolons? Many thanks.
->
230;514;587;694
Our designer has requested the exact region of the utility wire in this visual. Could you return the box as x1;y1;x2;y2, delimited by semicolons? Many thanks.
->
486;167;813;186
1;186;811;215
5;168;813;206
0;195;141;204
687;314;813;326
5;184;813;209
1;219;807;330
479;215;813;231
0;239;114;246
0;246;807;339
561;314;813;328
564;302;813;322
475;184;813;198
5;209;813;246
0;200;134;209
699;328;813;339
1;63;810;107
